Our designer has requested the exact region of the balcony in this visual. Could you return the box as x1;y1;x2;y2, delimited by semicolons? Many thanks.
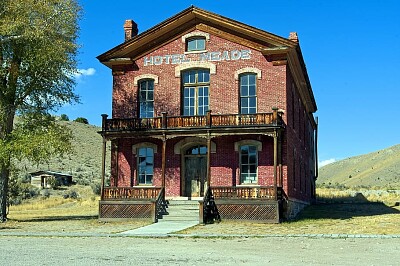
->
101;109;283;135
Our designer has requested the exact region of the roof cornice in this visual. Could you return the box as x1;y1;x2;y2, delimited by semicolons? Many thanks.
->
97;6;297;64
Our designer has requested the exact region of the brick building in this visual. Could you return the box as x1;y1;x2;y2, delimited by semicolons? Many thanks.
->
97;6;317;222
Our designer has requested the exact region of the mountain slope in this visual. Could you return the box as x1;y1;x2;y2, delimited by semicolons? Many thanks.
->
318;144;400;188
15;121;111;185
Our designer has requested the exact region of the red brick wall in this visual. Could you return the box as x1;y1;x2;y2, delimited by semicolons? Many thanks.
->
109;29;315;203
284;69;316;202
111;31;288;118
112;135;279;197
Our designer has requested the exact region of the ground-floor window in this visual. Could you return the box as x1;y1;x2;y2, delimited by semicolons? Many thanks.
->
240;145;258;184
138;147;154;185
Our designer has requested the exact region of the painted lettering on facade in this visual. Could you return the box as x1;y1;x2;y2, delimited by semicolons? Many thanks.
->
143;49;251;66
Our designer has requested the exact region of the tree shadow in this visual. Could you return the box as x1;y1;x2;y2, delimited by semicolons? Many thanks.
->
295;194;400;221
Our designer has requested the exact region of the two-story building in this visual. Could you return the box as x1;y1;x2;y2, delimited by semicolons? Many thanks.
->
97;6;317;223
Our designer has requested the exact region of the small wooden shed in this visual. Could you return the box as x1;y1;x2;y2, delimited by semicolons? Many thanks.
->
30;171;73;188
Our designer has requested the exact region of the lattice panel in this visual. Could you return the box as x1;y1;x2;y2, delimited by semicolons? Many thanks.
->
217;203;278;222
100;203;152;219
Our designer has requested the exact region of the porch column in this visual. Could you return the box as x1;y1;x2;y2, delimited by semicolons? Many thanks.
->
161;134;167;188
206;133;211;187
278;131;283;187
273;130;278;201
100;136;107;200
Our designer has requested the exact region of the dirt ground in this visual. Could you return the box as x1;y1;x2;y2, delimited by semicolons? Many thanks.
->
1;236;399;265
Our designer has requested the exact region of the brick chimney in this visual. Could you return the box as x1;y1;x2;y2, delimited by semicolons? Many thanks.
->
288;32;299;43
124;19;138;41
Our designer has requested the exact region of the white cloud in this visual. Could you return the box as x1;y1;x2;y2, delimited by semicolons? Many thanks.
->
319;158;336;168
73;68;96;79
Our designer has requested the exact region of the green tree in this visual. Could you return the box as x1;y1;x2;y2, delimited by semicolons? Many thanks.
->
0;0;81;222
74;117;89;124
60;114;70;121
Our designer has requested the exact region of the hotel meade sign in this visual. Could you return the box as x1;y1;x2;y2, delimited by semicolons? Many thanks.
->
143;49;251;66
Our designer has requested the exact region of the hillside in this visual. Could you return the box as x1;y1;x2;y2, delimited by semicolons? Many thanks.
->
15;121;111;185
318;144;400;188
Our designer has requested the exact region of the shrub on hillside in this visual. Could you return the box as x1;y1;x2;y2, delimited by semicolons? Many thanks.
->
8;175;40;205
74;117;89;124
63;189;79;199
76;176;90;186
60;114;69;121
42;189;51;198
47;176;61;189
91;182;101;195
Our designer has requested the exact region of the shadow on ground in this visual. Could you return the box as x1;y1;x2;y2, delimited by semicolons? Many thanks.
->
295;194;400;221
8;215;98;223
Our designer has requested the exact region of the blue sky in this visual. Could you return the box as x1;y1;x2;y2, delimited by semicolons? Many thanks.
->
58;0;400;166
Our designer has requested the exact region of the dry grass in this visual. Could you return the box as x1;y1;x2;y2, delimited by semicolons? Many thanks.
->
2;187;399;236
179;203;400;236
1;186;149;234
179;188;400;236
316;187;400;205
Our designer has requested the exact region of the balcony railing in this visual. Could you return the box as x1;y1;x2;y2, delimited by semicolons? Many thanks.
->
101;109;282;132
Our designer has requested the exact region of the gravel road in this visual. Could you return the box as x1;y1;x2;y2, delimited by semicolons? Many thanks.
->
1;236;399;265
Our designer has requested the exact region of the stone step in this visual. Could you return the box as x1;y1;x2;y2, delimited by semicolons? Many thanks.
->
160;215;198;222
162;200;200;221
167;204;198;210
167;200;201;206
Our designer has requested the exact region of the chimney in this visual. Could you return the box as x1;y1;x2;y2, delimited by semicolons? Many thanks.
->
288;32;299;43
124;19;138;41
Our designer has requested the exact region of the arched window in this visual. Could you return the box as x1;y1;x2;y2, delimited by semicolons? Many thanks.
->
182;69;210;116
138;79;154;118
239;73;257;114
185;145;207;155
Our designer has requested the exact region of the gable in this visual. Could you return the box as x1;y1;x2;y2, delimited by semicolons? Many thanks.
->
97;6;317;113
97;6;296;65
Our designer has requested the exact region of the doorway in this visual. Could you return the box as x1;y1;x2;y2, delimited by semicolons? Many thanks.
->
183;145;207;197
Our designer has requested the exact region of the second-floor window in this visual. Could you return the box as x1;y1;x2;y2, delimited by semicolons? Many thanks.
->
240;73;257;114
182;69;209;116
138;79;154;118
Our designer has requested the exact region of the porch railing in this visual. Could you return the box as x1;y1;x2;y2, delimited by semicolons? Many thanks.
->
211;186;282;200
102;109;282;132
201;187;221;224
102;186;162;200
153;187;168;223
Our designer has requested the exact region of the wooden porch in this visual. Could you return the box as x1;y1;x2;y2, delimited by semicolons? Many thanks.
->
201;186;284;223
98;185;284;223
98;108;285;223
99;187;167;222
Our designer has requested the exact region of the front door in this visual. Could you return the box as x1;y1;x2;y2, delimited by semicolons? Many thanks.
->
184;145;207;197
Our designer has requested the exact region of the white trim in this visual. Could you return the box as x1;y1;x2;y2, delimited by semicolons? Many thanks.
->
181;32;210;43
132;142;158;154
234;139;262;152
174;137;216;154
133;74;159;86
175;62;216;77
234;67;262;80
